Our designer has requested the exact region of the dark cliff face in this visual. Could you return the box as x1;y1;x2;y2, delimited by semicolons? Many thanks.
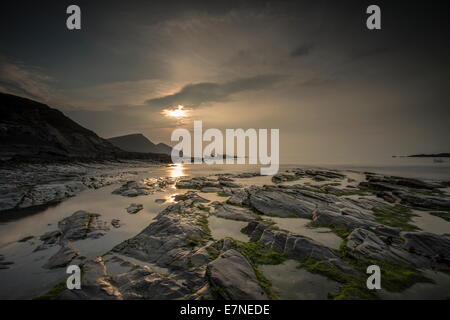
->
0;93;171;163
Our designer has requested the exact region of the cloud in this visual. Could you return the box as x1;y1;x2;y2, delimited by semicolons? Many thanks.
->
291;43;314;58
146;74;284;109
0;57;63;105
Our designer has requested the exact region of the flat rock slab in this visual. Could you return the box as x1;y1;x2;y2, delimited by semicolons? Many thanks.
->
173;191;209;203
206;249;268;300
201;187;222;193
58;210;110;242
249;190;315;218
43;244;80;269
212;203;258;221
127;203;143;214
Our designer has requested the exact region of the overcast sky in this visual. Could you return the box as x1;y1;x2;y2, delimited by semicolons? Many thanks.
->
1;0;449;164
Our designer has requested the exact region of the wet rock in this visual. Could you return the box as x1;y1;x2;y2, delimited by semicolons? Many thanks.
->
57;257;194;300
233;172;260;178
346;228;428;267
126;203;143;214
312;207;379;231
58;210;110;242
401;231;450;260
176;177;221;189
219;181;241;188
173;191;209;203
272;172;298;183
112;177;175;197
0;161;148;213
111;219;121;228
201;187;222;193
246;221;340;262
0;254;14;270
305;169;345;180
394;191;450;210
190;247;212;267
113;181;151;197
211;203;258;221
17;182;87;210
227;188;250;206
249;190;315;218
39;230;62;245
18;235;34;242
112;201;211;268
217;176;234;182
43;244;80;269
206;249;268;300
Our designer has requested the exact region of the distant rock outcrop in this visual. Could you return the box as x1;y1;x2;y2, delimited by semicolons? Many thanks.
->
108;133;173;155
0;92;171;162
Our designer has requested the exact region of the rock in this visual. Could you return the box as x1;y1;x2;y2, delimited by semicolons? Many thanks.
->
0;254;14;270
111;219;121;228
394;191;450;210
211;203;258;221
176;177;221;189
155;198;166;204
58;210;110;242
18;235;34;242
190;247;212;267
126;203;143;214
313;207;379;231
57;257;194;300
201;187;222;193
112;201;211;268
246;221;341;262
206;249;268;300
113;181;151;197
112;177;174;197
39;230;62;245
219;181;241;188
401;231;450;259
233;172;260;178
249;190;315;218
346;228;427;267
305;169;345;180
227;188;250;206
272;172;298;183
173;191;209;203
43;244;80;269
313;175;328;182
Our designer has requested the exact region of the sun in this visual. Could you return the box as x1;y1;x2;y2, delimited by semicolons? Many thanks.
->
163;105;188;118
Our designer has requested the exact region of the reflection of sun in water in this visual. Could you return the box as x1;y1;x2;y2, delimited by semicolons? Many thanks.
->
162;105;188;119
169;163;185;178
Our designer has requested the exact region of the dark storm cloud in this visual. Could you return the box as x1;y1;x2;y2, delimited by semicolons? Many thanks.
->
0;56;61;105
146;74;285;109
291;43;314;58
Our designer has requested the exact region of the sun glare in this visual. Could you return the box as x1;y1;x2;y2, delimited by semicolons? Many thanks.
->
163;105;188;118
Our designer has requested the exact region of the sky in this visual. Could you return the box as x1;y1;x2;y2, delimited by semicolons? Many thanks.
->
1;0;449;164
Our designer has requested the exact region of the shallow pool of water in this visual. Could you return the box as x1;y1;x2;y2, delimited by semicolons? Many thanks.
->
261;259;340;300
412;210;450;234
263;216;342;250
208;216;249;242
380;270;450;300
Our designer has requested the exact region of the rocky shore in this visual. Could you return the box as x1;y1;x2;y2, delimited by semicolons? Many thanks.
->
28;167;450;300
0;160;164;213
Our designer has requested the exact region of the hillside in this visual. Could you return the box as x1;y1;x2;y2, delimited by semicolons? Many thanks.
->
108;133;172;155
0;93;170;162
